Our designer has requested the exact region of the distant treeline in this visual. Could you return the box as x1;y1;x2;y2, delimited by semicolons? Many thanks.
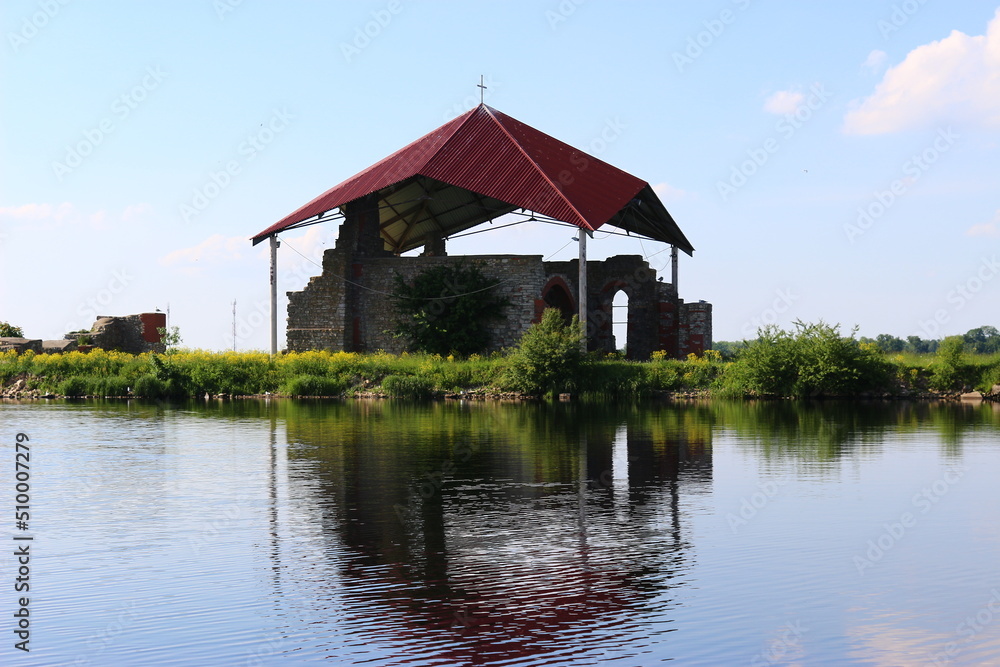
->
714;325;1000;358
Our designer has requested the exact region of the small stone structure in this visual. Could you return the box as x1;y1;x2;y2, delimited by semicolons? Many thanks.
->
67;313;167;354
1;313;166;355
285;201;711;359
0;338;43;354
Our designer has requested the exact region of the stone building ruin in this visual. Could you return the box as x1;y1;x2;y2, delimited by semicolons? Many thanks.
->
252;104;711;359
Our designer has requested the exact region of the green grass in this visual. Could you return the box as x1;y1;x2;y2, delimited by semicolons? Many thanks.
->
3;325;1000;400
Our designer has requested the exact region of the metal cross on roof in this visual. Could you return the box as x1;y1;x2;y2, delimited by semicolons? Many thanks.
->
478;75;486;104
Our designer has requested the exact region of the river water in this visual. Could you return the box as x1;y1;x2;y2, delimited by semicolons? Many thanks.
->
1;398;999;666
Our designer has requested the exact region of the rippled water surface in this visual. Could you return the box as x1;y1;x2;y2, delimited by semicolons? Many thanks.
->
2;399;999;665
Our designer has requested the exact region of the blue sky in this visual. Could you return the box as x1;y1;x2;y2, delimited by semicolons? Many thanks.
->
2;0;999;351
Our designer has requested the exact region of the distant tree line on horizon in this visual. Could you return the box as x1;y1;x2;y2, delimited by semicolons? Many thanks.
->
714;325;1000;358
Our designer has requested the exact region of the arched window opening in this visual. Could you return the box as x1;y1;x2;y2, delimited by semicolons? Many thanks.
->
612;289;629;354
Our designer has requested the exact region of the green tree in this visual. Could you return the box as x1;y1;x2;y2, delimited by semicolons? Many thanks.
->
905;335;931;354
963;326;1000;354
503;309;584;396
931;335;971;391
0;321;24;337
875;333;905;353
157;326;183;350
391;262;508;356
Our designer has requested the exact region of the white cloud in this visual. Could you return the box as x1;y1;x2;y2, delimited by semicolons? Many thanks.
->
844;9;1000;134
966;210;1000;238
862;49;888;73
160;233;246;268
763;90;805;115
0;202;144;229
0;202;76;222
121;203;153;222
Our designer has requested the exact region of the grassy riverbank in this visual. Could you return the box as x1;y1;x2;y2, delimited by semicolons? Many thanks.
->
1;339;998;400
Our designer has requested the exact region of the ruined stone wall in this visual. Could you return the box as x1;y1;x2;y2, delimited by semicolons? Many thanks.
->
678;301;713;357
285;242;712;359
287;253;547;353
286;248;350;352
357;255;546;353
86;313;166;354
544;255;679;360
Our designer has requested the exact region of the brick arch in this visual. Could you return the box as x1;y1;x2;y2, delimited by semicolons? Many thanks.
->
536;276;576;323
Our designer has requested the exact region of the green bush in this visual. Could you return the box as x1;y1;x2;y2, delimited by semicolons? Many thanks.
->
645;360;684;391
930;336;976;392
719;321;893;398
132;374;185;399
94;375;131;397
281;374;348;397
579;361;647;397
381;374;435;399
58;376;91;397
502;309;584;396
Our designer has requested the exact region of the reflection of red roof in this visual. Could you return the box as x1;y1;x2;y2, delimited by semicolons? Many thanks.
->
251;105;694;254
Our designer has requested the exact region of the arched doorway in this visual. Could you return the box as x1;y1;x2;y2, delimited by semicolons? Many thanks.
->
542;279;576;324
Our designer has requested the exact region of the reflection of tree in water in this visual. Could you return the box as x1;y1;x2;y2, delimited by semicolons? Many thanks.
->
280;401;712;664
711;399;1000;463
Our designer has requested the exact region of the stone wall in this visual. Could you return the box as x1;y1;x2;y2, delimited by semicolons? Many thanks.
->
1;313;166;355
678;302;712;357
287;250;548;353
68;313;166;354
283;205;712;359
0;338;43;354
356;255;546;353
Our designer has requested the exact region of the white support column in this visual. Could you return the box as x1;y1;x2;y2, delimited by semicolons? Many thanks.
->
578;231;588;352
269;235;278;356
671;244;678;293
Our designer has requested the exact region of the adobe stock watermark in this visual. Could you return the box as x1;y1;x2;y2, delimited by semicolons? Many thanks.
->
843;127;958;244
52;66;168;182
72;601;140;666
717;83;831;202
928;588;1000;666
61;268;135;335
523;116;626;213
853;466;966;575
672;0;752;73
179;108;293;223
393;438;482;523
339;0;403;63
225;298;270;350
751;620;808;667
726;476;790;534
7;0;72;54
916;255;1000;339
545;0;585;30
213;0;244;21
878;0;930;39
584;259;653;340
740;288;797;338
189;494;252;555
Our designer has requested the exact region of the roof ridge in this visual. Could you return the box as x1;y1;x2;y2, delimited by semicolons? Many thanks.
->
479;106;593;230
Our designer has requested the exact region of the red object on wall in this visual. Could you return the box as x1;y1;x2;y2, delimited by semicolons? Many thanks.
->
139;312;166;343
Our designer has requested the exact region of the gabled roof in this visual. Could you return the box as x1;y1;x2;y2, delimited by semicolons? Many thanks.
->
251;104;694;255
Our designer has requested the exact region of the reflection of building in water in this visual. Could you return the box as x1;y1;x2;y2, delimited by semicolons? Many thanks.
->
271;403;713;663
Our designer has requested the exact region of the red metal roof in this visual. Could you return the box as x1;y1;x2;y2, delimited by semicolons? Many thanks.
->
251;105;693;254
